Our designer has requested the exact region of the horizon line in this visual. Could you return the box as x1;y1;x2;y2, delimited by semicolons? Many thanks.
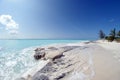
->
0;38;94;40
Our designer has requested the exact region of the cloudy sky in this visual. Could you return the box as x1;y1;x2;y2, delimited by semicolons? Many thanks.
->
0;0;120;39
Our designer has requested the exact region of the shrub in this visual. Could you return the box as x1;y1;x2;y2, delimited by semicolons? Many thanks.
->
117;30;120;37
115;38;120;42
106;36;114;42
109;28;116;39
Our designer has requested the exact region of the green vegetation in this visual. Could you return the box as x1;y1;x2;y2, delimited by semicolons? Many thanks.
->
99;28;120;42
117;30;120;37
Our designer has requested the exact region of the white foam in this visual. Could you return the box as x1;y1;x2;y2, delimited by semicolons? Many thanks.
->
21;60;50;79
0;47;38;80
6;61;16;66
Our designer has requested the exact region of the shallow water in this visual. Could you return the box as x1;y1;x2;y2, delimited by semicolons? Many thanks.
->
0;39;88;80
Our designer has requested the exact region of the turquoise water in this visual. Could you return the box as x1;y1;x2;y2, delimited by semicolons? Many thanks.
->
0;39;88;80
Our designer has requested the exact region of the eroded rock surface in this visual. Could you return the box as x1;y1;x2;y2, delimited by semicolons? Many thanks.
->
34;46;79;60
20;45;94;80
32;46;81;80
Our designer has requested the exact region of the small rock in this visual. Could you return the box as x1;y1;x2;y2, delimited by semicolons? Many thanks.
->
52;53;64;61
32;74;49;80
54;73;66;80
34;51;46;60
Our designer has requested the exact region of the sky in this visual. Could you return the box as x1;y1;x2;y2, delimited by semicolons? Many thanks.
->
0;0;120;39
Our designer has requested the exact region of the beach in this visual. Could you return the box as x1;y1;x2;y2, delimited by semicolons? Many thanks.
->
18;40;120;80
1;0;120;80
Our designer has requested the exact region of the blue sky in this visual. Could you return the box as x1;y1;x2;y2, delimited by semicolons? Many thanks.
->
0;0;120;39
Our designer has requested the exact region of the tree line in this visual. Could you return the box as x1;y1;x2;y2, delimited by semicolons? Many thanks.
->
99;28;120;42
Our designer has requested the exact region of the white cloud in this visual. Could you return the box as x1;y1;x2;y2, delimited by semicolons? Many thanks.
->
0;15;19;35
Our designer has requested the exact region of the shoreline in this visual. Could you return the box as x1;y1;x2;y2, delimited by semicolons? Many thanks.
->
18;40;120;80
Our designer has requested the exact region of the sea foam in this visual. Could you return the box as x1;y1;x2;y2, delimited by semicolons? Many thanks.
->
0;47;38;80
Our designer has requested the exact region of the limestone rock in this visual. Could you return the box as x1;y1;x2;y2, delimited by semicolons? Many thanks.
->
34;48;46;60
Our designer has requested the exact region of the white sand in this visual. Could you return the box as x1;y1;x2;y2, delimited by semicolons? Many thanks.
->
91;41;120;80
62;41;120;80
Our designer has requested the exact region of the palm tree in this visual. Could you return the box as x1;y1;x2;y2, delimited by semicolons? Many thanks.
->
117;30;120;37
109;28;116;39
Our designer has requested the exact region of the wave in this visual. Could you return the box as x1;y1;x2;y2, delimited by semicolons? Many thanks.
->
0;46;38;80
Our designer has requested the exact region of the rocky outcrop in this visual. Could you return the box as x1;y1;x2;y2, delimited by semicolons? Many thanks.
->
19;45;94;80
34;47;59;60
34;48;46;60
34;46;79;60
31;46;82;80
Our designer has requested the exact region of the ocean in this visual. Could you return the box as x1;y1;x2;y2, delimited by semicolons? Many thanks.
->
0;39;88;80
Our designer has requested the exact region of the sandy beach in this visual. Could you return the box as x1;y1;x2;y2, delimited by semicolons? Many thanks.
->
18;40;120;80
92;40;120;80
1;0;120;80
